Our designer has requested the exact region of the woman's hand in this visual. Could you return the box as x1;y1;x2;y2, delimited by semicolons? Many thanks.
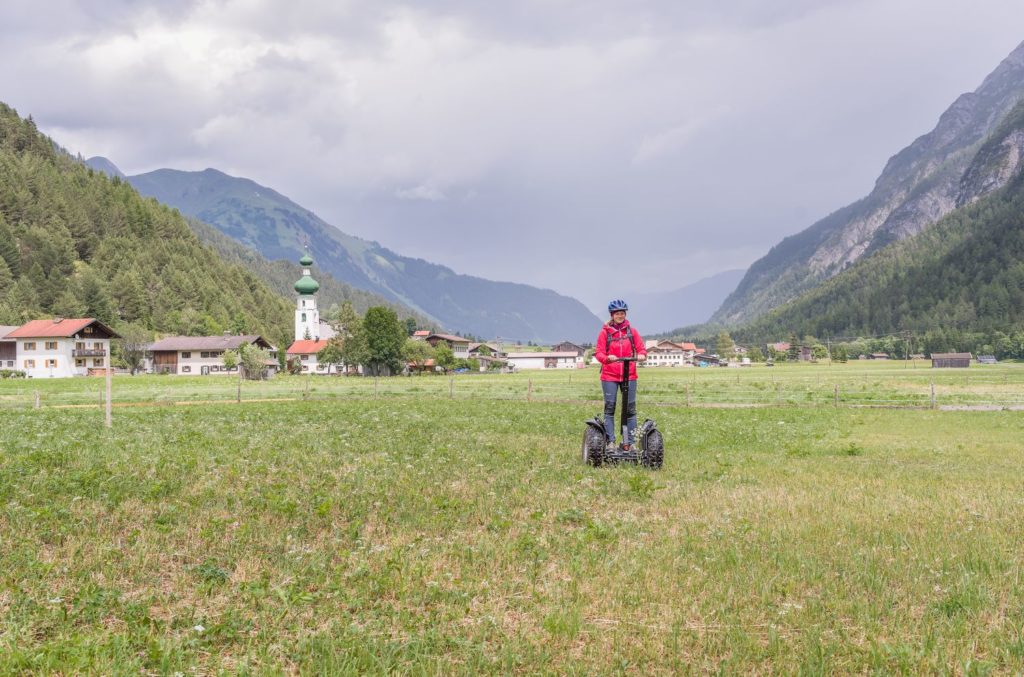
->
638;354;646;362
607;355;618;362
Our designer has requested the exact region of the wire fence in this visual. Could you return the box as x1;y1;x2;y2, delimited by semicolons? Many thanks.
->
2;367;1024;412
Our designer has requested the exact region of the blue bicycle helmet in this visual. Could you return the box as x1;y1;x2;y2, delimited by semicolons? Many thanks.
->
607;299;629;313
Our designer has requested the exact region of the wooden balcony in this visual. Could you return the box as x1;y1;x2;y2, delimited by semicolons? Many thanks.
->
73;348;107;357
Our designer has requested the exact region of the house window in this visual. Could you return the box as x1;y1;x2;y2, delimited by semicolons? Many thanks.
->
94;358;104;367
93;342;103;349
24;359;35;368
182;366;191;373
301;313;307;322
45;341;58;350
23;342;35;351
84;327;93;333
181;352;191;358
301;354;309;360
76;359;85;367
45;359;57;368
5;360;11;367
76;342;85;350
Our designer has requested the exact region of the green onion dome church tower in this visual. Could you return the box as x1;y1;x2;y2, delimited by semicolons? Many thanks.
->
294;252;321;341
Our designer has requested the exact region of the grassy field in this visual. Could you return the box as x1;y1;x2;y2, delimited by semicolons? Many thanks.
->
2;365;1024;673
3;360;1024;410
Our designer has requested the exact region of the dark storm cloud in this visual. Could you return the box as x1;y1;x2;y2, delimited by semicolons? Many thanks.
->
1;0;1022;311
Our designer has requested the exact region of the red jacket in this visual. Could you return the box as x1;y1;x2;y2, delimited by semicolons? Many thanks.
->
595;320;646;382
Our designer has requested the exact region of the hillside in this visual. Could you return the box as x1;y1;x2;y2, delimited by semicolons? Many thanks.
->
734;101;1024;343
125;168;602;342
0;103;293;348
184;217;435;328
714;40;1024;324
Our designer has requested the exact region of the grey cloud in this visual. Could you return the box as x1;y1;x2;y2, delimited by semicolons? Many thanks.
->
2;0;1023;310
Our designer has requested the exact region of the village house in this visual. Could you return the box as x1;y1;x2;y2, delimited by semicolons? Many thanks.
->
551;341;585;356
286;339;343;375
468;342;507;371
644;340;698;367
505;351;583;370
424;333;471;360
6;318;120;378
0;326;17;370
149;335;277;376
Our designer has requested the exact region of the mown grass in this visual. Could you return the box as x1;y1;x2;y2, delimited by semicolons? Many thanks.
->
2;385;1024;673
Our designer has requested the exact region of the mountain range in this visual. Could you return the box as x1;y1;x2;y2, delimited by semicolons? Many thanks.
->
94;165;602;342
713;40;1024;326
732;97;1024;344
626;269;746;334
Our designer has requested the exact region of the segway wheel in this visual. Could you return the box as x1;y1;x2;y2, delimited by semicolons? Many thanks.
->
641;429;664;469
582;426;605;466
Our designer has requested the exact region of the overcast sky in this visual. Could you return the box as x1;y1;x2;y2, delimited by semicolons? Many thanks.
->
2;1;1022;312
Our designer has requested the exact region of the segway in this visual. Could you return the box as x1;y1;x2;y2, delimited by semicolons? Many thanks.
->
582;355;664;468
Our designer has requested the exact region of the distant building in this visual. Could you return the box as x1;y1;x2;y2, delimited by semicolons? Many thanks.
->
931;352;972;368
7;318;120;378
645;340;697;367
287;339;343;375
149;335;277;375
977;355;998;364
412;330;431;340
425;333;471;360
0;326;18;369
505;351;583;370
693;353;723;367
469;342;505;358
551;341;585;356
869;353;890;360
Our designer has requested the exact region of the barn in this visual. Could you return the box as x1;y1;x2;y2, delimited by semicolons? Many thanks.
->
931;352;972;368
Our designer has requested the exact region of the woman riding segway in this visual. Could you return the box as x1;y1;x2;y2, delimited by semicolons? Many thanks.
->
594;299;646;451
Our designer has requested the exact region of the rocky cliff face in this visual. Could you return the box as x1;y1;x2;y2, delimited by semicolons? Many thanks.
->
713;40;1024;325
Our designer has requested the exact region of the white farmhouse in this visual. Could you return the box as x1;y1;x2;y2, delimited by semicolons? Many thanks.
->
645;340;699;367
6;318;120;378
287;339;343;375
505;351;583;370
149;335;277;375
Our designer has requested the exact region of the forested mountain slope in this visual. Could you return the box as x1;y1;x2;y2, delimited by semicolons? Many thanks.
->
714;40;1024;325
734;104;1024;343
185;217;435;329
0;103;293;348
126;168;602;342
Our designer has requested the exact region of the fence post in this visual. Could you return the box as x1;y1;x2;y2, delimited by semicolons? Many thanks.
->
34;391;40;409
449;375;454;399
834;384;839;408
685;384;691;408
931;382;936;410
374;375;379;399
776;383;782;406
237;368;242;403
527;379;533;402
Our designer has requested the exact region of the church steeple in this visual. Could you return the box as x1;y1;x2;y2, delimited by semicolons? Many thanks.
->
294;251;320;341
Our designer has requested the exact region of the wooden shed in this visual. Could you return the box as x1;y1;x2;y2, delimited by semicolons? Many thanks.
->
931;352;972;368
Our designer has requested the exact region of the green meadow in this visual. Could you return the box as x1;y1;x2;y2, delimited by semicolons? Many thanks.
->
2;363;1024;673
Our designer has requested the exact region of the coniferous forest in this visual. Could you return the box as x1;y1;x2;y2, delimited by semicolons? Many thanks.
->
0;102;296;348
728;167;1024;359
